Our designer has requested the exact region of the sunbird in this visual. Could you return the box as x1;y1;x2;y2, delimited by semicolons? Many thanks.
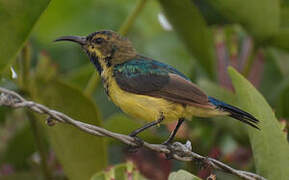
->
55;30;259;145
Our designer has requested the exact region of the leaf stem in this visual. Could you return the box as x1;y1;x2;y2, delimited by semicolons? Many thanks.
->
118;0;147;36
18;44;31;91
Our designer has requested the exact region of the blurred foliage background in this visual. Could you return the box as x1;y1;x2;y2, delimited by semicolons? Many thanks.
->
0;0;289;179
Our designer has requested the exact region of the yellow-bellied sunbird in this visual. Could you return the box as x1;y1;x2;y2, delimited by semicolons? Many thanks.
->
55;30;259;145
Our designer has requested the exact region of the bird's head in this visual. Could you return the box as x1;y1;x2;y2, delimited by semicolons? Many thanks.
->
55;30;137;67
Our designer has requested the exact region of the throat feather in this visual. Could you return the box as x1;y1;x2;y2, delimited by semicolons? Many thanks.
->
88;53;103;73
99;58;113;96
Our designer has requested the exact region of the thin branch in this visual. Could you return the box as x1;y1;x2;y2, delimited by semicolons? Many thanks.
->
0;87;266;180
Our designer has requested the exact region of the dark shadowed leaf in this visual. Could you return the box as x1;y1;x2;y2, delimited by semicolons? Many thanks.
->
228;67;289;179
0;0;50;72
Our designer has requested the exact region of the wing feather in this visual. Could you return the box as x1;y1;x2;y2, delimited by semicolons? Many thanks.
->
114;58;212;108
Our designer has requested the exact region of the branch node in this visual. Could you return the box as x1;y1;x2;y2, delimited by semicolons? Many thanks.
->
46;116;56;126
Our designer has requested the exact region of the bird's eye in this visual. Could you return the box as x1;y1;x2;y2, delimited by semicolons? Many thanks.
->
93;37;104;44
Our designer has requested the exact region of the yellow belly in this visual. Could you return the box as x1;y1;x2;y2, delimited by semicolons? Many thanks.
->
109;78;184;123
108;78;226;123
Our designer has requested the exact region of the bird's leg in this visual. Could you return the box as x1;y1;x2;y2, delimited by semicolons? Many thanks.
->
128;113;164;151
129;113;164;137
162;118;185;159
162;118;185;145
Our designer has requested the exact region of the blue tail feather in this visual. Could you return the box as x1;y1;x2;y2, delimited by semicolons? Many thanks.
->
208;96;259;129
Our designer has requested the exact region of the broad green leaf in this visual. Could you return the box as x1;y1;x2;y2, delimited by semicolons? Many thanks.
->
0;0;50;72
32;79;107;180
269;28;289;51
168;170;201;180
157;0;216;78
203;0;280;42
228;67;289;179
91;161;147;180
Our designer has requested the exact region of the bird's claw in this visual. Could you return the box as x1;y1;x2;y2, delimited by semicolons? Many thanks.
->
163;141;192;160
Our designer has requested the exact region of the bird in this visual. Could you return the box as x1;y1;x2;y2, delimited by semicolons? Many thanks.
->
54;30;259;146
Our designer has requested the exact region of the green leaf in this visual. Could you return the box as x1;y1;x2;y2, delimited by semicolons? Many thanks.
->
91;161;147;180
0;0;51;72
228;67;289;179
168;170;201;180
203;0;280;42
157;0;216;78
269;28;289;51
32;79;107;180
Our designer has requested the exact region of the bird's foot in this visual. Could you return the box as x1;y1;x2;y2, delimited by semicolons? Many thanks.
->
127;134;144;153
162;141;174;160
163;141;192;160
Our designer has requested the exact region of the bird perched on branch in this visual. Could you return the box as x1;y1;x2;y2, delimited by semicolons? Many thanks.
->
55;30;259;146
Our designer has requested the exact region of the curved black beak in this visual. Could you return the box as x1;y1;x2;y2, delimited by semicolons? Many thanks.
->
54;36;86;45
